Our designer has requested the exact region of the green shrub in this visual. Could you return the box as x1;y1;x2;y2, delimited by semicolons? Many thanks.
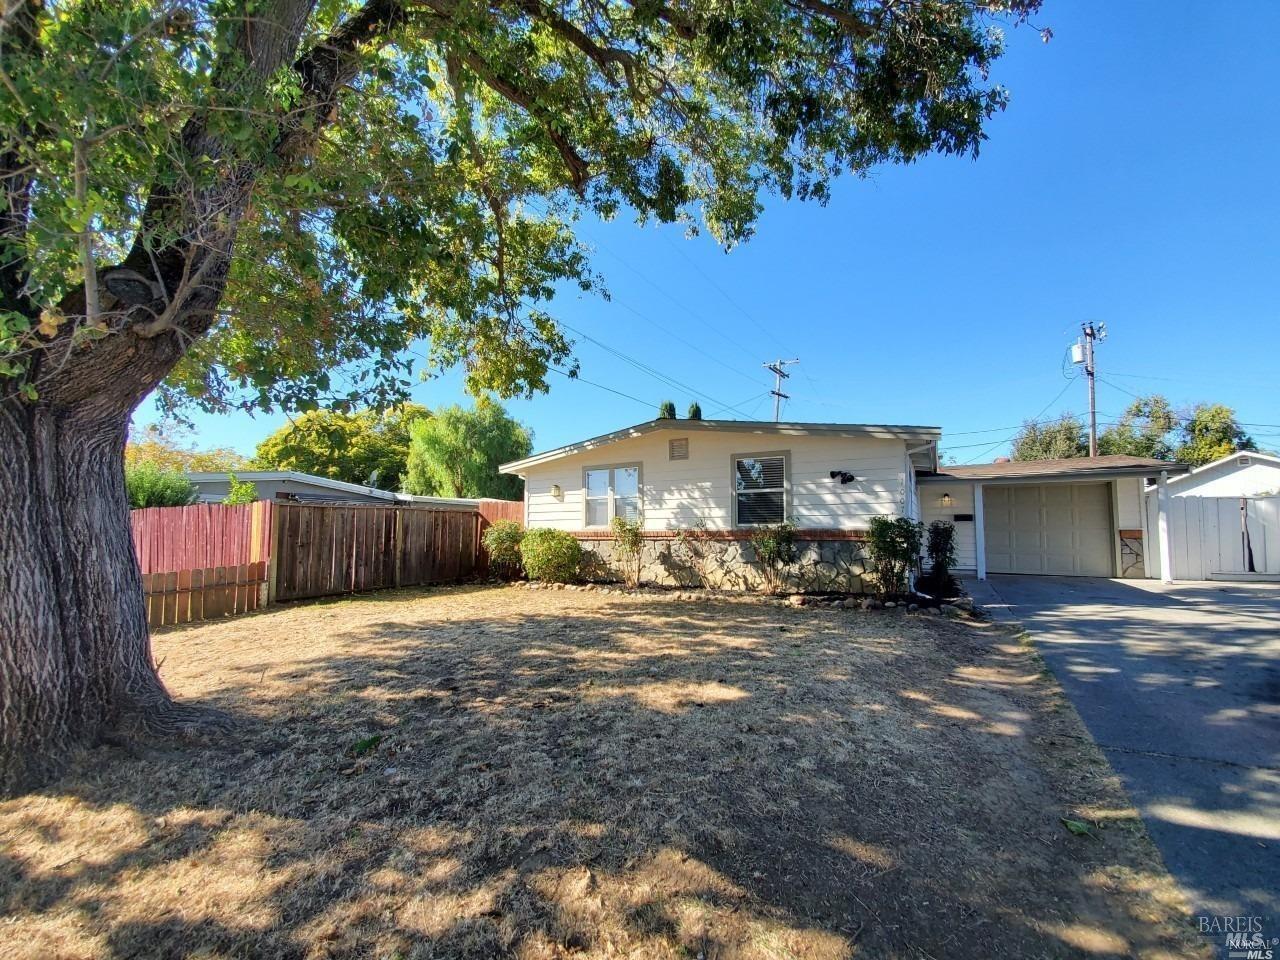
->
918;520;959;598
686;402;702;420
125;463;198;508
611;515;644;587
482;519;525;577
657;400;676;419
748;522;797;594
519;527;582;583
866;516;924;596
221;473;259;505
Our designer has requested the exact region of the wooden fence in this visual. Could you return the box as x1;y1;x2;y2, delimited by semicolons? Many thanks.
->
131;498;517;626
133;502;272;627
271;503;481;602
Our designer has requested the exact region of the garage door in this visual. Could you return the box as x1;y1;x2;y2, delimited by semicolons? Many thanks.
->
984;482;1114;576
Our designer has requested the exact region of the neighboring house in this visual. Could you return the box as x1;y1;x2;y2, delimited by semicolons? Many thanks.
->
500;420;1201;590
1144;452;1280;581
500;418;939;592
1159;451;1280;498
185;470;483;509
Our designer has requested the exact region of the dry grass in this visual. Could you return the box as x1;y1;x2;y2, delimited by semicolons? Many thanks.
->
0;585;1205;959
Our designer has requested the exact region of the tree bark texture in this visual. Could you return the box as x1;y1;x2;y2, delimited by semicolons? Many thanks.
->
0;0;367;794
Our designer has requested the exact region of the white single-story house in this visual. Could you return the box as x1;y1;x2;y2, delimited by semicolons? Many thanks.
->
185;470;483;509
499;418;1194;591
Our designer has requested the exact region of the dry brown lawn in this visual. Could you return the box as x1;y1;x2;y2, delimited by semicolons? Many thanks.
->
0;585;1205;959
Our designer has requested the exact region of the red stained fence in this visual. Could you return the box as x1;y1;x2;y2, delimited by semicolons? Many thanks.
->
131;497;521;626
131;501;273;575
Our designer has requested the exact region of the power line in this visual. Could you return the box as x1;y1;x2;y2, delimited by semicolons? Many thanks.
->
958;375;1080;464
547;367;656;409
560;320;763;420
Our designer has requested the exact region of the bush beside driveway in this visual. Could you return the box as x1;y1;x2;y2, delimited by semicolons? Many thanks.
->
0;586;1204;959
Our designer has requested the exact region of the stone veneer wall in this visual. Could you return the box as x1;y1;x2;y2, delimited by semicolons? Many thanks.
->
1119;530;1145;578
575;533;870;594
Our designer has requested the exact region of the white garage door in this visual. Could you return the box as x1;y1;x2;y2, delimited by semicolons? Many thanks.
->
984;482;1114;576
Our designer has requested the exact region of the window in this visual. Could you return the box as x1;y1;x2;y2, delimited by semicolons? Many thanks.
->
734;453;787;526
584;465;642;527
669;438;689;461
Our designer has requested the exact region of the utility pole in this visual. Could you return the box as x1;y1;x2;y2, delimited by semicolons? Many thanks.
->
763;358;799;422
1076;321;1106;457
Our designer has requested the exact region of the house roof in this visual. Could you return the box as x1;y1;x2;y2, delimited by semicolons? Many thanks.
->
183;470;485;507
1164;450;1280;487
919;455;1190;483
499;419;942;473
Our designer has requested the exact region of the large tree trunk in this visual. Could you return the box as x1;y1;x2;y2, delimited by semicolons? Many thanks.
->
0;0;401;796
0;398;226;794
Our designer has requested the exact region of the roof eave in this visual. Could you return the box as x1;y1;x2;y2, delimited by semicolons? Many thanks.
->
501;419;943;474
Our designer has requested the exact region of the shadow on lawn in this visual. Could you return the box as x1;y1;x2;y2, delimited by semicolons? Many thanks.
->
1;592;1198;960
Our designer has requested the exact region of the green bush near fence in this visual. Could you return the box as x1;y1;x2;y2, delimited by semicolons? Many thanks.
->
482;519;525;578
519;528;581;583
125;463;198;508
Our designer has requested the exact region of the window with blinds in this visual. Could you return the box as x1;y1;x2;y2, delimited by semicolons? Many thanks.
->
734;454;786;525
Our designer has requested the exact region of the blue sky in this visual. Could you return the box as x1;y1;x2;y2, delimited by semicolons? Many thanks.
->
136;0;1280;463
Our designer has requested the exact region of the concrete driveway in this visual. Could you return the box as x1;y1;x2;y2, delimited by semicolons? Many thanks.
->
980;575;1280;938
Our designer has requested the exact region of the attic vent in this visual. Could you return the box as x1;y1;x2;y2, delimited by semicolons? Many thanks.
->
669;438;689;461
1238;455;1252;466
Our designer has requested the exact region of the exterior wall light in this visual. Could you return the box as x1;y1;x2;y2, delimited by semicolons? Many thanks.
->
550;484;562;498
940;493;953;507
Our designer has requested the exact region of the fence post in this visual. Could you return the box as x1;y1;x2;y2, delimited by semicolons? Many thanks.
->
394;507;404;588
266;501;283;605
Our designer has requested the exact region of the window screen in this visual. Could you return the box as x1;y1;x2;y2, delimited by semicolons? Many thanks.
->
735;455;785;525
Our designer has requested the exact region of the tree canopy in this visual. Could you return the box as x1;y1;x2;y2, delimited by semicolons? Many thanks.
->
1;0;1043;418
1097;395;1177;460
1010;415;1087;461
252;403;430;486
403;399;530;498
125;422;249;473
1009;397;1258;466
1175;403;1257;466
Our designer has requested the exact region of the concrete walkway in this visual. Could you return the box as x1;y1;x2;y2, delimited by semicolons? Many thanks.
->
973;575;1280;940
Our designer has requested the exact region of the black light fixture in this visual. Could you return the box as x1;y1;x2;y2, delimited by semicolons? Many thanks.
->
829;470;863;485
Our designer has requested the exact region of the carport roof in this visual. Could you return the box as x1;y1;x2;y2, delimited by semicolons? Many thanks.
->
919;455;1190;482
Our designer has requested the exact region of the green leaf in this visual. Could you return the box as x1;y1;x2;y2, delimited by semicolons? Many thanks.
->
1060;817;1099;840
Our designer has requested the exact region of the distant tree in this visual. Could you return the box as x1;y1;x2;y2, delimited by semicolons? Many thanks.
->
1175;403;1257;466
686;402;703;420
221;474;259;505
1011;416;1088;461
125;423;248;473
1099;396;1178;460
658;401;677;420
404;400;531;499
124;463;198;509
253;405;429;488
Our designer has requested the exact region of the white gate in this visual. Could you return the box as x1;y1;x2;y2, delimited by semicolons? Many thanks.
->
1148;494;1280;580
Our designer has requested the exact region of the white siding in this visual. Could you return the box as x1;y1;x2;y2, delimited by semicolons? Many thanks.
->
520;431;910;531
1168;457;1280;498
1114;476;1145;528
918;480;978;570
